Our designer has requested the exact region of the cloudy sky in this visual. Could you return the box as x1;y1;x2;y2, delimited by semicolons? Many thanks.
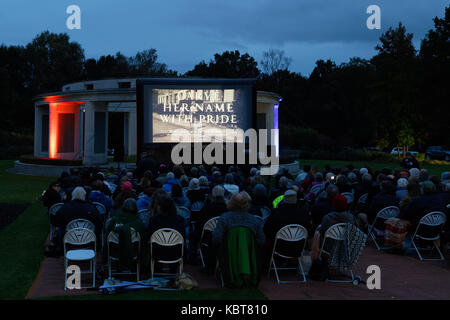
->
0;0;448;75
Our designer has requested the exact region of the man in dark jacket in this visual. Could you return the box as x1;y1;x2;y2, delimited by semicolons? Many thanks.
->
49;187;102;256
310;184;339;230
367;180;398;223
401;181;447;231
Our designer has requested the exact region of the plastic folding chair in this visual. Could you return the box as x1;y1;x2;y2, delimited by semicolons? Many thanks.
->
150;228;184;278
342;192;354;205
64;227;96;290
48;203;64;240
319;223;355;283
199;217;220;268
268;224;308;283
107;227;141;280
66;219;95;233
358;193;368;205
260;206;271;223
368;206;400;250
411;211;447;261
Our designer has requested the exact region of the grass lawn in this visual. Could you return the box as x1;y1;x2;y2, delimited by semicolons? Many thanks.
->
298;159;450;177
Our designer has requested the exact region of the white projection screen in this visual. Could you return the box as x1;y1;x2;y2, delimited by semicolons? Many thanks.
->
137;79;256;149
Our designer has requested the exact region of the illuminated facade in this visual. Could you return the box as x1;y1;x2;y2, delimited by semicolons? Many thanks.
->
33;79;281;165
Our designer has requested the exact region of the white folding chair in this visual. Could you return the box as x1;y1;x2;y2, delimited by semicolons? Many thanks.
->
63;228;96;290
66;219;95;233
368;206;400;250
48;203;64;240
150;228;184;278
268;224;308;283
190;201;204;212
342;192;354;205
199;217;220;268
358;193;368;205
260;206;271;223
411;211;447;261
319;223;354;283
107;227;141;280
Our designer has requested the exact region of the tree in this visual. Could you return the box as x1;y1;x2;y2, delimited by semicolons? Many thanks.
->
26;31;85;94
186;50;260;78
260;49;292;75
129;49;177;76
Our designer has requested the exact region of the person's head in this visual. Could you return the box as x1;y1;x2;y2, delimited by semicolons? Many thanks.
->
199;176;209;187
166;172;175;180
122;198;138;214
397;178;408;189
50;181;61;192
326;184;340;200
407;182;421;198
189;178;200;190
283;189;297;205
156;195;177;217
92;180;103;191
362;173;372;184
149;189;169;213
224;173;235;185
380;180;395;194
249;167;258;177
445;182;450;192
253;184;267;198
422;181;436;195
325;172;335;183
347;172;357;184
71;187;86;201
314;172;323;182
190;166;199;178
211;185;225;201
336;174;348;186
429;176;441;190
419;169;429;182
279;176;288;188
360;168;368;176
332;194;348;212
409;168;420;180
121;181;133;193
171;184;183;197
227;192;250;212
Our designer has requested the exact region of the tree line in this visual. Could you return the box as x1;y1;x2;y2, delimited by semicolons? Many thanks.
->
0;6;449;153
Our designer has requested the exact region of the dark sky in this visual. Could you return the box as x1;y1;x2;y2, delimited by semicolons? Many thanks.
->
0;0;448;75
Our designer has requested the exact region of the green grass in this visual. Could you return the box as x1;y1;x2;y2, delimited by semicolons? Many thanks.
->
298;159;450;177
0;160;53;299
35;288;266;300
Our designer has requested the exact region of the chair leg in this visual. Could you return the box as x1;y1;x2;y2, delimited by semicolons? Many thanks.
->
434;240;445;260
64;258;68;291
151;260;154;278
298;258;306;282
108;256;112;279
93;258;96;288
199;246;205;269
412;238;424;261
370;231;381;250
267;255;273;279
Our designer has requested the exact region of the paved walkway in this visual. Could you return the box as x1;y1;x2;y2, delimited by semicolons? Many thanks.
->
26;244;450;299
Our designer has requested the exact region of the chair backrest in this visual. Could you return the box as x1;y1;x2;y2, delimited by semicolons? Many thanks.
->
203;216;220;233
260;206;271;222
323;223;347;241
376;206;400;219
190;201;204;212
138;209;149;215
358;193;368;204
342;192;354;204
150;228;184;247
177;206;191;222
310;184;324;196
275;224;308;242
107;227;141;245
63;228;96;255
92;202;107;216
65;219;95;233
414;211;447;240
255;215;265;225
49;203;64;216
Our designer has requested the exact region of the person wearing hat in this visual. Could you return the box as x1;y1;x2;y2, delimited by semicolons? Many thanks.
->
318;194;355;237
186;178;206;204
400;181;446;231
222;173;239;200
264;189;312;246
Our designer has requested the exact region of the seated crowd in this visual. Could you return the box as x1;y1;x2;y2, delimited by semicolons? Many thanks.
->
41;161;450;286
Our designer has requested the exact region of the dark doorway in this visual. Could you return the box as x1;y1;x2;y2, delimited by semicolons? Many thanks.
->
108;112;125;157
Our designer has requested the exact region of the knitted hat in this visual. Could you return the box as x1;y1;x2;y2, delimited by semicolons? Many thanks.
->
332;194;348;212
121;181;133;193
189;178;200;190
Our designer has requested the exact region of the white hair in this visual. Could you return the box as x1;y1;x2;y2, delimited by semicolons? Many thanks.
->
166;172;175;180
409;168;420;179
397;178;408;188
71;187;86;201
360;168;368;175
